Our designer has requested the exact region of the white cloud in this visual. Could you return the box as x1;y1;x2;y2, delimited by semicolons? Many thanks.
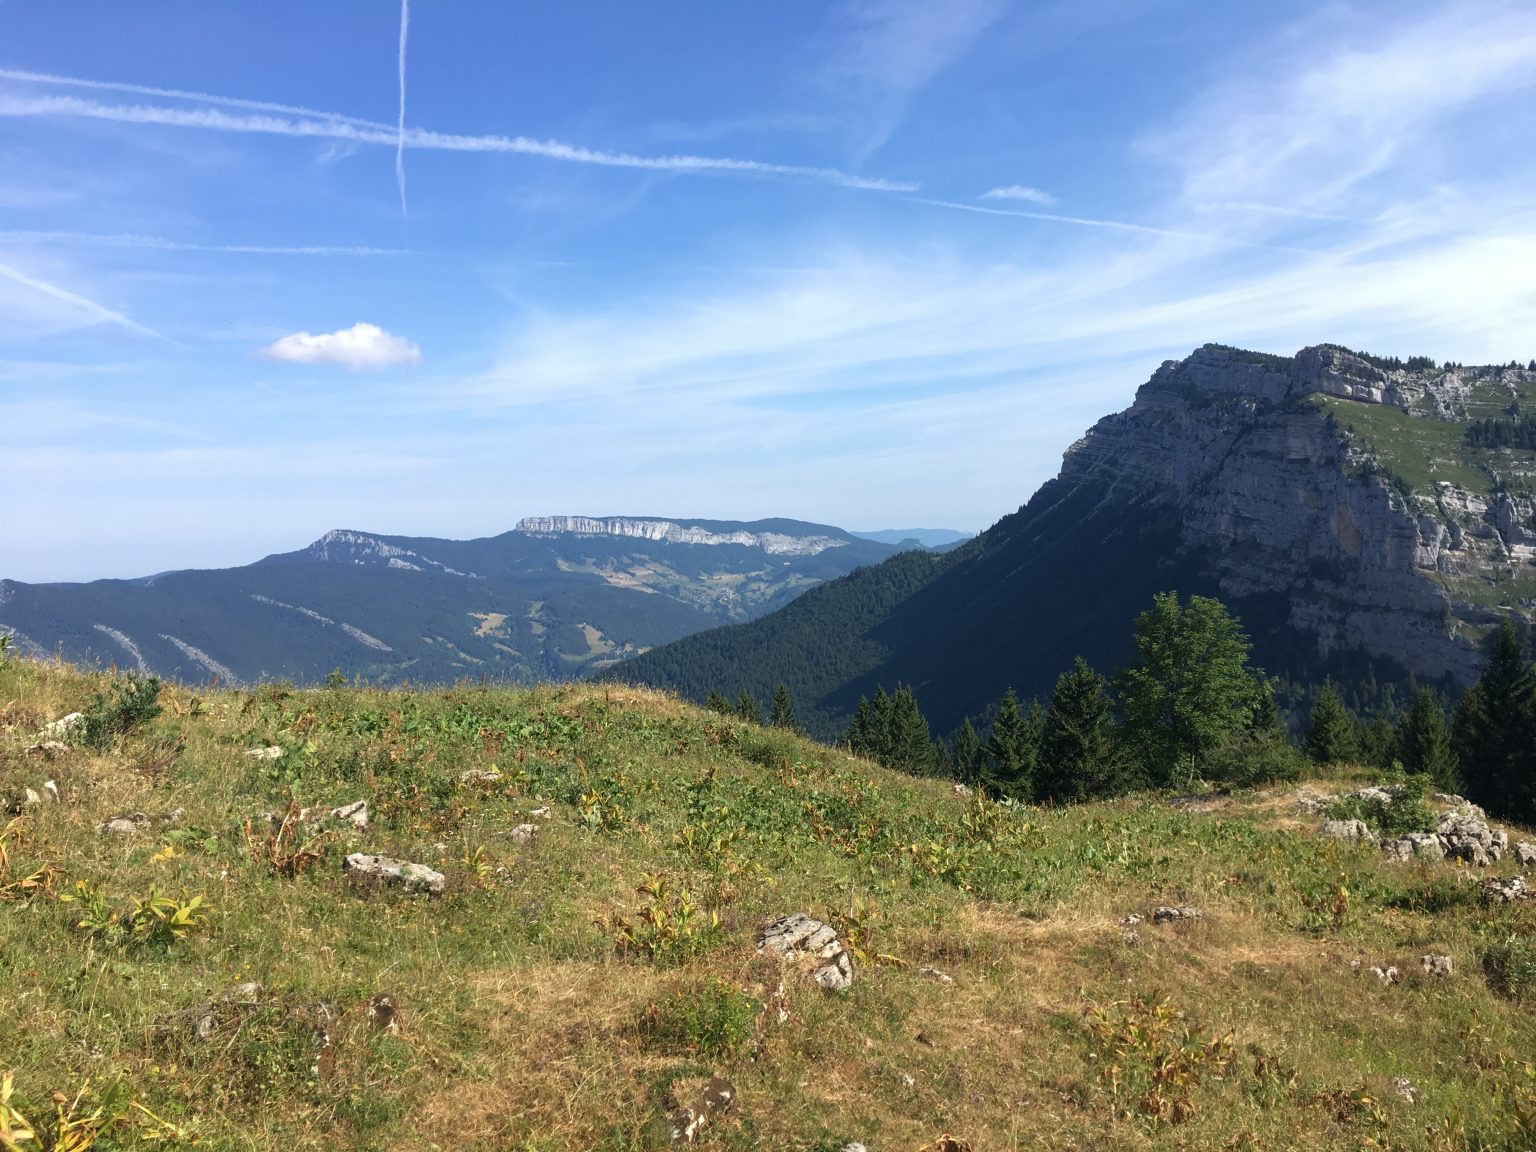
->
981;184;1055;205
263;323;421;371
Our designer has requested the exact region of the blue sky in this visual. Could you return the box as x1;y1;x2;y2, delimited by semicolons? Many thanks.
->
3;1;1536;582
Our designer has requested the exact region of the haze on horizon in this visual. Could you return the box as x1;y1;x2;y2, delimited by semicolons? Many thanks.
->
3;0;1536;582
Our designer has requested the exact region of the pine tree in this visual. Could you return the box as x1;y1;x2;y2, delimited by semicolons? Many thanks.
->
952;718;984;785
1396;688;1457;790
846;696;874;753
736;691;760;725
887;685;935;776
1304;679;1357;765
705;690;732;715
1453;620;1536;819
1037;658;1125;803
768;683;797;729
983;688;1036;801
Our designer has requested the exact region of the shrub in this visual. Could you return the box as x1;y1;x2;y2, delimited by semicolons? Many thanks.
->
640;978;760;1059
78;673;163;751
1324;771;1434;837
1483;935;1536;1000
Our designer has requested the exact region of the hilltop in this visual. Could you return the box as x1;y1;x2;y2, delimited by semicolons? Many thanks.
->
0;518;909;689
2;656;1534;1150
613;345;1536;738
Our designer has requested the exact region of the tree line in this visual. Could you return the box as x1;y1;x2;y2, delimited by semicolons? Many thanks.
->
707;591;1536;825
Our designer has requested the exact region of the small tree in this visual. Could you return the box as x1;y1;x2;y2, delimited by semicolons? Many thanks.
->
887;685;935;776
735;691;760;725
768;683;797;729
951;718;984;785
983;688;1036;801
1454;620;1536;820
1036;658;1127;803
1395;688;1457;790
705;690;732;715
1116;592;1259;787
1303;679;1357;765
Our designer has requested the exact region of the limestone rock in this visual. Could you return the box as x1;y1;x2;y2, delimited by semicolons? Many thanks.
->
1419;954;1453;977
343;853;446;895
1151;905;1203;925
1479;876;1528;905
1392;1077;1418;1105
244;746;283;760
757;912;854;992
266;800;369;830
529;805;552;820
668;1076;735;1144
368;992;400;1033
457;768;502;785
42;713;83;738
1320;819;1376;844
919;966;955;985
1436;810;1502;865
98;809;181;836
24;740;70;757
1368;965;1400;985
1515;842;1536;867
509;823;539;845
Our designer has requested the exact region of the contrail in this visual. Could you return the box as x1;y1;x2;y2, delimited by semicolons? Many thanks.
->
0;260;166;339
396;0;409;218
0;230;411;255
0;89;917;192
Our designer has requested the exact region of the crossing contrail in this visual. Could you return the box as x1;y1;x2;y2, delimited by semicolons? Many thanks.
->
396;0;409;218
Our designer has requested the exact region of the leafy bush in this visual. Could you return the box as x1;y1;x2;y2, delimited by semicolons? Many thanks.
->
1483;935;1536;1001
61;880;209;952
640;978;760;1059
1204;727;1304;788
1323;772;1435;837
78;673;163;751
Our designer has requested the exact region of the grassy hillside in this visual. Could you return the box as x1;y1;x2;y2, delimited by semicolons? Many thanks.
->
3;657;1535;1150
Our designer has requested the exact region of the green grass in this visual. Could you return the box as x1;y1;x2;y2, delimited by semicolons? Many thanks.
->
3;656;1536;1150
1322;396;1493;494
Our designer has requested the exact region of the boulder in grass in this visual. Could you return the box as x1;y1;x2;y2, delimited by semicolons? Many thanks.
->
343;853;446;895
668;1076;735;1145
1320;819;1376;844
1419;954;1453;977
1516;842;1536;868
1151;906;1203;925
757;913;854;992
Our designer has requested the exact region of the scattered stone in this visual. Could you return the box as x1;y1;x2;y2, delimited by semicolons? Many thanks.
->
1392;1076;1418;1105
343;853;446;896
1516;842;1536;867
243;746;283;760
1353;785;1395;805
951;782;971;796
1151;906;1203;925
841;1144;868;1152
1320;819;1376;844
919;966;954;985
668;1076;735;1145
457;767;502;785
900;1072;916;1088
1368;965;1400;985
1437;810;1502;865
509;823;539;845
42;713;83;738
1382;831;1447;862
1294;788;1330;815
24;740;69;757
1479;876;1528;905
368;992;400;1033
1432;793;1486;820
529;805;552;820
1419;954;1453;977
1116;913;1144;927
757;913;854;992
98;809;181;836
265;800;369;831
1123;928;1142;946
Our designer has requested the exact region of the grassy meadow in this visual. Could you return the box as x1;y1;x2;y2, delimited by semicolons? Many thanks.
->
2;656;1534;1150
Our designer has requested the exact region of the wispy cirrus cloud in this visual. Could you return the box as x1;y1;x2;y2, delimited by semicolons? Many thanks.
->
263;322;421;371
0;88;917;192
981;184;1054;205
0;260;164;339
0;230;411;256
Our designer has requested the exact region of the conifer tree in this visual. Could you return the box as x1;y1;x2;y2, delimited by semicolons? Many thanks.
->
705;690;732;715
1453;620;1536;819
1037;658;1125;803
983;688;1036;801
1304;679;1357;765
1396;688;1457;791
952;717;984;785
736;691;760;725
887;685;935;775
768;683;797;729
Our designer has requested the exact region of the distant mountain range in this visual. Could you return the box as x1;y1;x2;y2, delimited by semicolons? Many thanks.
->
0;516;952;686
611;345;1536;739
851;528;972;548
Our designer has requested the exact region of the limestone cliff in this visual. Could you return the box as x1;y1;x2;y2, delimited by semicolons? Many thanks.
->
515;516;850;557
1063;344;1536;683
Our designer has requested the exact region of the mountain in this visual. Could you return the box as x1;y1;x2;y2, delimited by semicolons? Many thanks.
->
850;528;972;548
610;344;1536;738
0;516;909;686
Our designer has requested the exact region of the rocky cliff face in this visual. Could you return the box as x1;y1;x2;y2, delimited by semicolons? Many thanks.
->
1062;344;1536;684
515;516;849;557
296;530;473;576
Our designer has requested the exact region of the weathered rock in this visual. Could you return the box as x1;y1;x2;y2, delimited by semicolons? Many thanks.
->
919;966;955;985
98;809;181;836
1117;913;1144;927
457;768;502;785
1479;876;1528;904
1436;810;1502;865
1294;789;1329;815
1353;786;1395;805
343;853;446;895
1419;954;1453;977
529;805;552;820
1392;1076;1418;1105
757;913;854;992
1368;965;1400;985
265;800;369;831
368;992;400;1033
669;1076;735;1144
42;713;83;738
243;746;283;760
1515;842;1536;867
1320;819;1376;844
951;782;971;796
24;740;69;757
509;823;539;845
840;1144;869;1152
1151;905;1203;925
